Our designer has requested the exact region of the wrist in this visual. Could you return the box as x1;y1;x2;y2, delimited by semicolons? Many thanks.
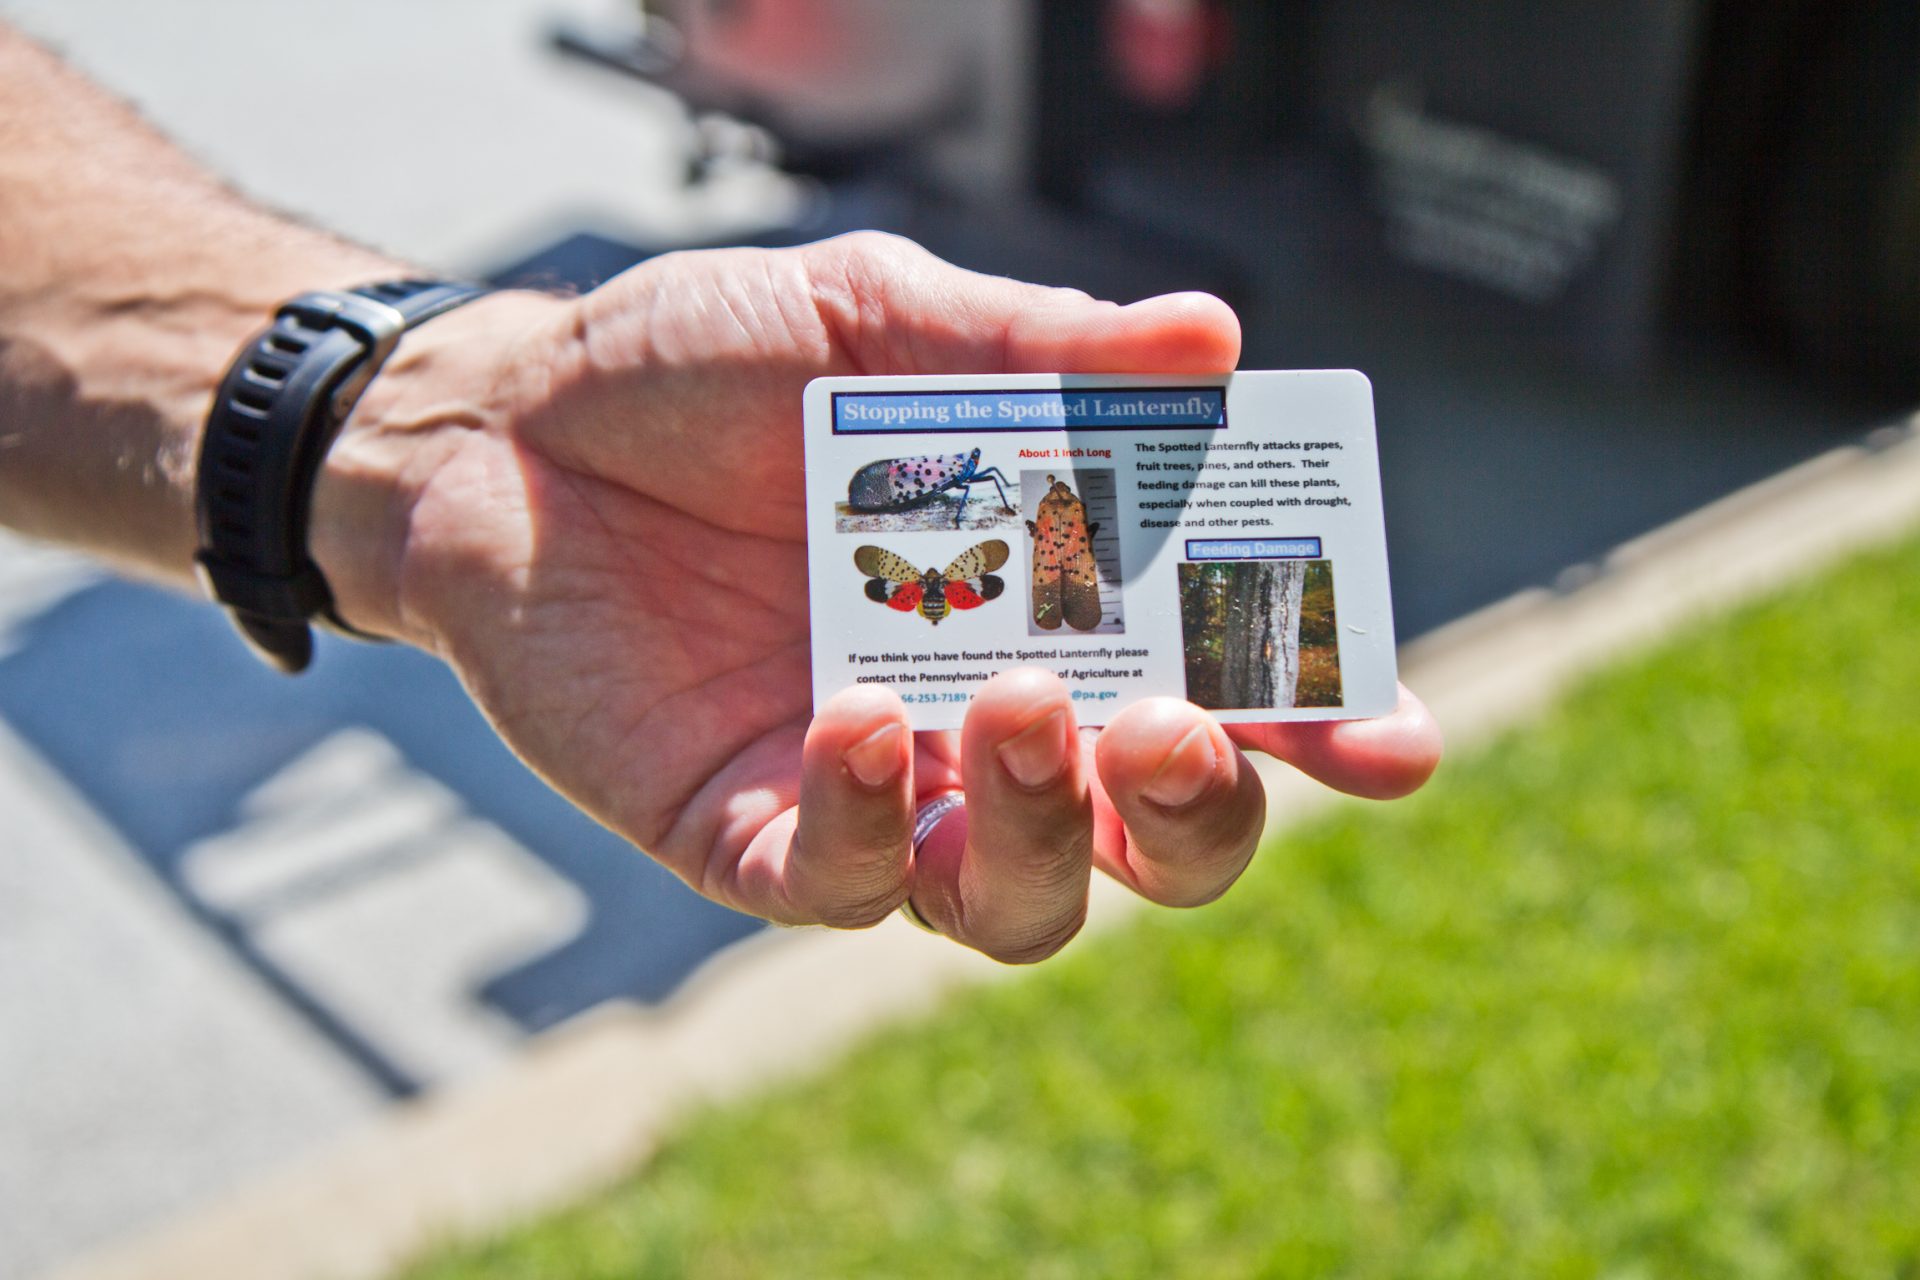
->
308;288;575;654
0;253;409;586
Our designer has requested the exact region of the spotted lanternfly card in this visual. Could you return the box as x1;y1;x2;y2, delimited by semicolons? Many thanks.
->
806;372;1401;731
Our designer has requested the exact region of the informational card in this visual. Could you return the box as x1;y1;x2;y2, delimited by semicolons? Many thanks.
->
803;372;1398;731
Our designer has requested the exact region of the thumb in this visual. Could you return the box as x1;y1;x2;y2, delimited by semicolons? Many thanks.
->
805;231;1242;376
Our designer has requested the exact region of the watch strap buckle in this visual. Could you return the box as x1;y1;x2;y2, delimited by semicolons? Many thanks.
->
276;292;408;364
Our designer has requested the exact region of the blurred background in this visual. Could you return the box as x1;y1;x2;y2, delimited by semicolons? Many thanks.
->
3;1;1917;1275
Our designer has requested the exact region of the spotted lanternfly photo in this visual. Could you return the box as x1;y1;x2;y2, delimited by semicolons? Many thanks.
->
853;540;1010;626
1025;474;1107;633
839;448;1018;532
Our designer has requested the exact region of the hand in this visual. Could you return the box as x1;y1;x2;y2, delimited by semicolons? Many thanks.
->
311;233;1442;962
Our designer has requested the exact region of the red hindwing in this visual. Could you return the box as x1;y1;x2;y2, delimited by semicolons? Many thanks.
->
945;580;985;610
886;582;924;612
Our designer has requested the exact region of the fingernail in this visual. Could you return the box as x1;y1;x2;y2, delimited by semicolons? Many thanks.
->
1142;725;1219;809
996;709;1072;790
844;723;905;789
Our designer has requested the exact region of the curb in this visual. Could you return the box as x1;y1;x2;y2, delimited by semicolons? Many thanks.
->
47;420;1920;1280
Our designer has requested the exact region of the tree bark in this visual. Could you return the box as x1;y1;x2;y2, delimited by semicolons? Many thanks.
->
1272;560;1305;710
1209;562;1304;708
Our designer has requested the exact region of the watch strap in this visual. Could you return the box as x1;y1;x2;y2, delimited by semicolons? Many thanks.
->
194;280;490;673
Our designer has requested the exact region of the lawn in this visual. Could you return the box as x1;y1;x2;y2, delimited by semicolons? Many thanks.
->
408;532;1920;1279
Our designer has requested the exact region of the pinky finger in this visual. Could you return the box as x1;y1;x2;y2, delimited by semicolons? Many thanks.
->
1226;683;1442;800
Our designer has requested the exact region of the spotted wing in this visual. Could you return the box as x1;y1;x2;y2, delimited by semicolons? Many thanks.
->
896;453;971;491
937;540;1009;613
854;545;923;583
847;453;971;510
1025;514;1061;631
1031;477;1103;632
846;460;897;509
943;539;1010;581
855;545;928;613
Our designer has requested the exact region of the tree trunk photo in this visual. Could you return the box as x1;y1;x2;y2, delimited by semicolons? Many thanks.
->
1178;560;1317;711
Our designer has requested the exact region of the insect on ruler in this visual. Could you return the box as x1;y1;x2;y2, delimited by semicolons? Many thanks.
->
1026;475;1103;632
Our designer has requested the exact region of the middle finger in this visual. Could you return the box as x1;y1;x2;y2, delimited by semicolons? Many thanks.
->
909;668;1094;963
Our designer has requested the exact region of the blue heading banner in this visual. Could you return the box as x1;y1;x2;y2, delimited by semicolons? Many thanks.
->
1185;537;1323;561
833;387;1226;433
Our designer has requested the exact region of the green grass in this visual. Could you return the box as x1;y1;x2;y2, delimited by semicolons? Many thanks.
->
409;534;1920;1280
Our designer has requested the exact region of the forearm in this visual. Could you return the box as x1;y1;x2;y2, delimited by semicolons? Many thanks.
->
0;23;407;586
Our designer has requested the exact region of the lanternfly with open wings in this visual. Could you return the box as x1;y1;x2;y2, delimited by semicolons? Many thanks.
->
854;540;1010;625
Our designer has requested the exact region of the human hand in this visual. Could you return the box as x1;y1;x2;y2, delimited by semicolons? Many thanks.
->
311;233;1442;961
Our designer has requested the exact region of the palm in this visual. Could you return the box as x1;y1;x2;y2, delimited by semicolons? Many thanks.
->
421;241;988;899
415;439;832;901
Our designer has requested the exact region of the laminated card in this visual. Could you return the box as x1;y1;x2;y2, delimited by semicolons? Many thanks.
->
803;372;1398;731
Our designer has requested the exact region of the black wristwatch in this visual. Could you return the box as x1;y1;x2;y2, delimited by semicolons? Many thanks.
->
194;279;491;673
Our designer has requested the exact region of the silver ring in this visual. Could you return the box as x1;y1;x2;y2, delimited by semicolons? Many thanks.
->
899;792;965;933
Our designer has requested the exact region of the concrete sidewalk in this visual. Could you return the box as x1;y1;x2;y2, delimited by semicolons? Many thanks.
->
0;4;768;1276
45;419;1920;1280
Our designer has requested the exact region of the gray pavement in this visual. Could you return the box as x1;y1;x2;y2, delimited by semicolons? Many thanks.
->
0;4;770;1275
0;705;379;1275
